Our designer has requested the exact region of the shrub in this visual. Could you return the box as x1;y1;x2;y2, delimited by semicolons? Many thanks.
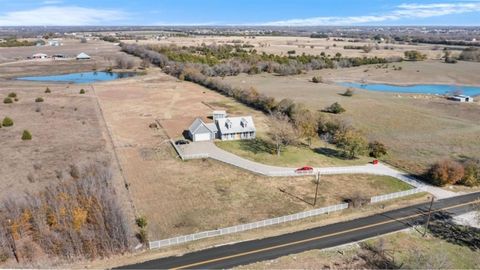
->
460;160;480;186
2;117;13;127
404;50;427;61
21;130;32;140
3;97;13;104
35;97;44;103
334;128;368;159
45;87;51;93
137;229;148;244
69;164;80;179
79;89;86;94
8;92;16;98
427;159;464;186
368;141;388;158
312;76;322;83
135;216;148;228
342;88;355;97
324;102;345;114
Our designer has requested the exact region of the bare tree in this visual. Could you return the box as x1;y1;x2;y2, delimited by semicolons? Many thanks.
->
268;112;297;156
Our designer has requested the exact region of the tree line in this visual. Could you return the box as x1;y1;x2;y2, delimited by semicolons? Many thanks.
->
125;43;399;77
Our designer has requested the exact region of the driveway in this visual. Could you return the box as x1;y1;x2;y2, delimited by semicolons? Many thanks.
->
176;141;457;199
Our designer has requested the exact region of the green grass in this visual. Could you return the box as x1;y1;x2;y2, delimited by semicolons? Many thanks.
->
368;175;413;192
216;137;371;167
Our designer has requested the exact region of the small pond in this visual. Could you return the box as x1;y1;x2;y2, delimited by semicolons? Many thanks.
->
339;82;480;96
16;71;136;84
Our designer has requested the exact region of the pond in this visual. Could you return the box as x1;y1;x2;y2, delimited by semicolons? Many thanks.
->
339;82;480;96
16;71;137;84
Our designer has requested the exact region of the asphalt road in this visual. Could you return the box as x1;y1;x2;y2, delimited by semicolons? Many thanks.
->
119;192;480;269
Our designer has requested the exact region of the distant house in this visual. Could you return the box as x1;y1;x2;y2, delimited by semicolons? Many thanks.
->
76;52;91;60
48;40;62;46
187;112;256;142
450;95;474;103
31;53;48;59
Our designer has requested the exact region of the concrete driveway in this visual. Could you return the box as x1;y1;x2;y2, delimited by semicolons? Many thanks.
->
176;141;456;199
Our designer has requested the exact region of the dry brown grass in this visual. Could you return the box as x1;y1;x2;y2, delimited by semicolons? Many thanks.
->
223;60;480;174
0;83;108;197
93;69;418;241
123;36;446;59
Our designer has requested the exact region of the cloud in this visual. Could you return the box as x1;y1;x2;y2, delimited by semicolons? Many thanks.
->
0;6;127;26
262;2;480;26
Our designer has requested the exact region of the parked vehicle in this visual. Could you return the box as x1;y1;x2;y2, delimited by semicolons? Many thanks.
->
175;139;190;145
295;166;314;173
373;159;379;165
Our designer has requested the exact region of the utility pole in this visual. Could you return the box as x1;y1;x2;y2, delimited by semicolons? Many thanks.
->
313;173;320;206
423;196;435;237
6;219;20;263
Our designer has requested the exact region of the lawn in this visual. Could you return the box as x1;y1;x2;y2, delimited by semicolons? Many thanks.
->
216;137;372;168
273;174;413;207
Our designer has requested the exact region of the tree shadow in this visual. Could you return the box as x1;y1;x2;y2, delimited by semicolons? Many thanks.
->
278;188;315;206
428;211;480;251
238;138;276;155
314;147;351;160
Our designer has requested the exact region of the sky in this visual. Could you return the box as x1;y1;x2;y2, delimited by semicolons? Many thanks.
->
0;0;479;26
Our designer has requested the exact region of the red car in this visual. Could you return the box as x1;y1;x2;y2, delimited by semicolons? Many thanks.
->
295;166;314;173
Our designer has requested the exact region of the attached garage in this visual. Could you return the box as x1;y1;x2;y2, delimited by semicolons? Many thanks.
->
193;132;211;142
188;118;218;142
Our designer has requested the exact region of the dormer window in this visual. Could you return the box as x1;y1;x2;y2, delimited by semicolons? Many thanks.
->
241;118;248;127
226;119;232;129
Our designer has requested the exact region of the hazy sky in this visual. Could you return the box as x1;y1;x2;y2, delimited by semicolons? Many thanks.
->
0;0;479;26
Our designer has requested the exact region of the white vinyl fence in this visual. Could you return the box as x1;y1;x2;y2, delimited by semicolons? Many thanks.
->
266;167;387;177
370;187;424;203
149;202;348;249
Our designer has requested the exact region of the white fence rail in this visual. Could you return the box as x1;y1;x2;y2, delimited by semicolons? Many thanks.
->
370;187;423;203
149;202;348;249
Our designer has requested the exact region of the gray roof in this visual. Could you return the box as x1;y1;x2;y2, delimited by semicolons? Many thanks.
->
76;52;90;59
188;118;216;135
205;123;218;133
217;116;255;134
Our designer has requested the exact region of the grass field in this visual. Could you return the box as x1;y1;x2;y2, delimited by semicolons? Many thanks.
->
216;137;371;167
123;35;448;60
92;69;416;240
224;60;480;174
236;229;480;269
